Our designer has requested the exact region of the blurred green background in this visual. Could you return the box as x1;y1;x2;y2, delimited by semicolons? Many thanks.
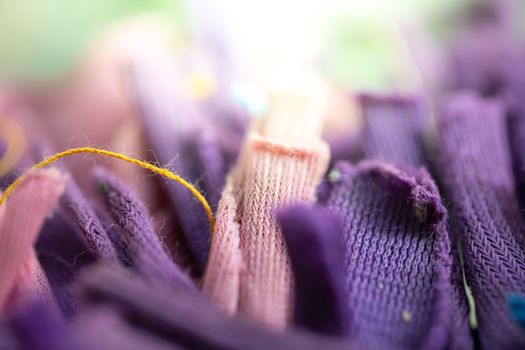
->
0;0;521;88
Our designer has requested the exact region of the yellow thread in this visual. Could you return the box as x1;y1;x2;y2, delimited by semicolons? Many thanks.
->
0;147;215;234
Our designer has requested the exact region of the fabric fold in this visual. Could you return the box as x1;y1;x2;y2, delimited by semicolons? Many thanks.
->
203;88;330;328
0;168;64;314
277;204;350;336
94;168;196;291
436;92;525;349
325;160;459;350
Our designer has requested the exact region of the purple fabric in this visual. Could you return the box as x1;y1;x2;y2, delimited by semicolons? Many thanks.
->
8;302;77;350
37;206;96;317
508;111;525;211
75;265;356;350
436;92;525;349
128;61;224;272
357;92;471;349
72;307;184;350
359;93;427;167
0;137;6;160
94;168;196;291
502;60;525;212
62;178;119;263
200;95;249;169
0;320;21;350
277;204;350;336
326;134;363;165
324;160;459;350
97;214;133;267
444;0;516;98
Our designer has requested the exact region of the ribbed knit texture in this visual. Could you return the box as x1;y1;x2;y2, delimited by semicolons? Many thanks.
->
277;204;349;336
203;91;330;328
0;168;63;313
37;206;96;317
359;93;427;166
358;91;472;349
129;54;224;272
94;168;195;291
201;172;242;315
325;160;455;350
62;178;119;263
436;92;525;349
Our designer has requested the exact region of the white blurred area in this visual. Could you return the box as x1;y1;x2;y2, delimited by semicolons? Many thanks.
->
186;0;471;93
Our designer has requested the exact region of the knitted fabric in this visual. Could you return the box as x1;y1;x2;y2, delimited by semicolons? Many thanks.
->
277;204;349;336
502;60;525;210
201;173;242;315
37;206;96;317
436;92;525;349
325;160;455;350
7;252;57;314
359;93;427;166
94;168;195;291
203;94;330;328
508;111;525;211
357;92;472;349
75;265;355;350
9;302;73;350
62;178;119;263
129;54;225;272
0;168;63;313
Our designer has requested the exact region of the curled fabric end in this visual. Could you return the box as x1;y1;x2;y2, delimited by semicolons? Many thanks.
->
332;160;446;226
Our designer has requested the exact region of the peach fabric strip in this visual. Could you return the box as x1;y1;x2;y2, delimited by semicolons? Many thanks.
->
204;88;330;328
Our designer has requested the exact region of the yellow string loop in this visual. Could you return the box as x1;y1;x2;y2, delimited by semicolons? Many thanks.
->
0;147;215;234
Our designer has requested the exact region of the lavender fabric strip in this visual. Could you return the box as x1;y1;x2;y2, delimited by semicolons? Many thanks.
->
37;207;95;317
504;60;525;211
359;93;427;167
277;204;350;336
508;112;525;211
76;265;355;350
325;160;459;350
8;302;77;350
129;61;224;271
94;168;196;292
436;92;525;349
62;178;119;263
357;92;471;349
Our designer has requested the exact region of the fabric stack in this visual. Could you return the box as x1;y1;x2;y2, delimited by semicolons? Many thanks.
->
0;1;525;350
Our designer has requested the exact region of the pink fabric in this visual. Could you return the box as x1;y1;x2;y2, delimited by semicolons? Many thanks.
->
202;174;242;315
203;96;330;329
0;168;64;313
